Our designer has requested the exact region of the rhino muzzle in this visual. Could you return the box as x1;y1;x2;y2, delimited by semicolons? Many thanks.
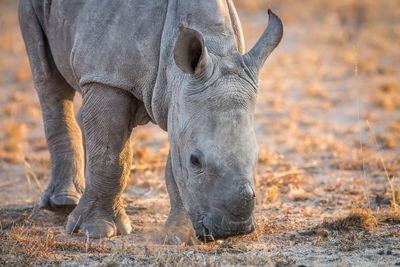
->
193;182;256;240
194;209;256;240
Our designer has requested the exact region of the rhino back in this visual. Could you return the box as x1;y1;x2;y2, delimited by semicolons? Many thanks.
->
44;0;167;100
37;0;244;129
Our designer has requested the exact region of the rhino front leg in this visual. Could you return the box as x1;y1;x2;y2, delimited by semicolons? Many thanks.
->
162;152;197;244
66;85;133;238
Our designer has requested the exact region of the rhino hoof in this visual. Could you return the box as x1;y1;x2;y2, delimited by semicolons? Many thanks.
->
66;216;132;238
65;200;132;238
81;222;115;238
39;191;80;214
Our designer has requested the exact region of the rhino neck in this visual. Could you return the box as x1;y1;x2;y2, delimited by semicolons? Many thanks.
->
150;0;244;131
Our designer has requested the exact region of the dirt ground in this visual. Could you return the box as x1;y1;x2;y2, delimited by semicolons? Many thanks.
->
1;0;400;266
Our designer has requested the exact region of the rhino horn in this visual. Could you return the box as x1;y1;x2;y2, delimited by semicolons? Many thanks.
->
174;25;210;76
244;9;283;73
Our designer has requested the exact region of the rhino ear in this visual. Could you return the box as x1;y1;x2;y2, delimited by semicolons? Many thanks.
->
174;25;210;76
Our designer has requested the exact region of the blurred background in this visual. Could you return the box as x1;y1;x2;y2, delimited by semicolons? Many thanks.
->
0;0;399;265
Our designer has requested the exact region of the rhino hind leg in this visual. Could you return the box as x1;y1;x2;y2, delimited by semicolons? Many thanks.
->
19;0;84;214
161;153;198;245
37;83;85;214
66;85;133;238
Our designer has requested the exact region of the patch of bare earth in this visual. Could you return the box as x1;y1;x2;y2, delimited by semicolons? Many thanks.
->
1;0;400;265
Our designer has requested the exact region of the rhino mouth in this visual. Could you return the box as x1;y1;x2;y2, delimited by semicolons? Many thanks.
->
193;209;256;241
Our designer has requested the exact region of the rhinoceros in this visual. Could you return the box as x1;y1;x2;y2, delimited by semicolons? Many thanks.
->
18;0;283;241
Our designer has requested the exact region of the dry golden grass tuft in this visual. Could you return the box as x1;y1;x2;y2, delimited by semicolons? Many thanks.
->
258;167;307;193
0;120;27;163
322;206;377;232
376;132;397;149
257;145;274;165
2;91;39;118
305;81;327;98
288;184;314;201
379;206;400;224
316;203;400;235
374;82;400;110
266;184;280;202
389;119;400;135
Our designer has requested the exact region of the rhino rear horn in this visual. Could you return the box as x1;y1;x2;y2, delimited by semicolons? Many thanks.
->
244;9;283;73
174;25;210;76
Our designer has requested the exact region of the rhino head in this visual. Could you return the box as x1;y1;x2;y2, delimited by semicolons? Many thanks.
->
168;10;283;239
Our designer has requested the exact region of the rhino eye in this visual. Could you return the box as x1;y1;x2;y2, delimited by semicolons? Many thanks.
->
190;154;201;167
190;151;203;172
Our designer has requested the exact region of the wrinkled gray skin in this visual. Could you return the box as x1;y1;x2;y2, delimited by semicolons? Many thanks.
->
18;0;283;241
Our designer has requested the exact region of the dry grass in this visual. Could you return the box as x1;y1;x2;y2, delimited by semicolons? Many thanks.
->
0;222;110;266
1;0;400;265
322;207;377;232
374;82;400;110
0;120;27;163
380;207;400;224
288;185;314;201
266;185;280;203
0;205;110;266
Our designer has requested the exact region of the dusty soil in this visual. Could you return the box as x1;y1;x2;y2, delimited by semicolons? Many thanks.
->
1;0;399;266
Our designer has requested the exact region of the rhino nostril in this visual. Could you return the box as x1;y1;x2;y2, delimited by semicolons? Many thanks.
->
240;183;255;201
